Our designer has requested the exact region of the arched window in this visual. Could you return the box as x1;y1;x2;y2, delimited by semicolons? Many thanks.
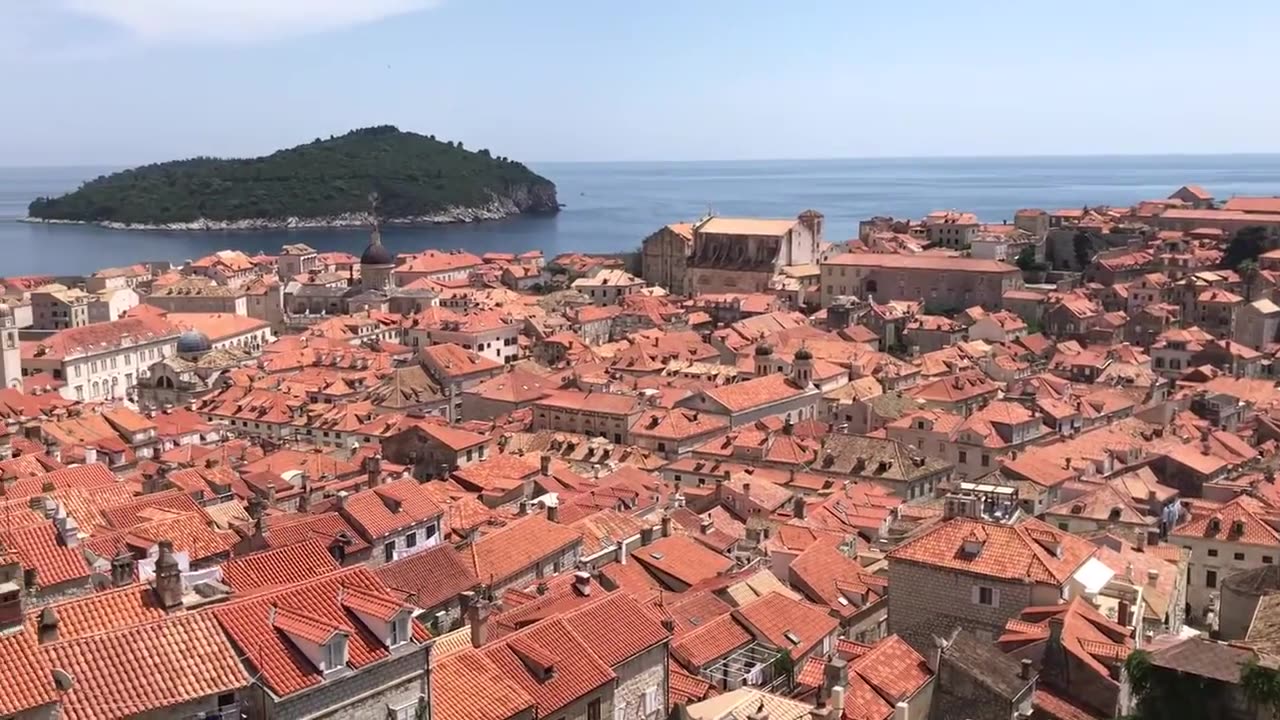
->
865;279;878;294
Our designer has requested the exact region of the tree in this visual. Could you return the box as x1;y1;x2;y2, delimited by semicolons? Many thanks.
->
1015;245;1047;273
1072;231;1093;270
1240;259;1261;301
1226;225;1270;268
1243;659;1280;720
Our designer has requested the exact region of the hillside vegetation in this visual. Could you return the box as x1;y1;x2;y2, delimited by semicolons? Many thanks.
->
28;126;558;225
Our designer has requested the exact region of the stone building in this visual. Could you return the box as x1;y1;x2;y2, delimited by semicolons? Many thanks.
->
886;516;1097;653
819;254;1023;311
684;211;824;295
641;222;695;295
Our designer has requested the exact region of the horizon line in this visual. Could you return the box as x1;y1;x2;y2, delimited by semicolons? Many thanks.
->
6;149;1280;172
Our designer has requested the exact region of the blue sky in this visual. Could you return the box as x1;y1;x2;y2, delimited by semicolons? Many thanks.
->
2;0;1279;165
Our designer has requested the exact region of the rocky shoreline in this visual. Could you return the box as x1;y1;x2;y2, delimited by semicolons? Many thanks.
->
19;195;557;232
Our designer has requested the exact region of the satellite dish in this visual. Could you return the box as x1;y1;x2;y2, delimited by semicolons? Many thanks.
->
52;668;74;691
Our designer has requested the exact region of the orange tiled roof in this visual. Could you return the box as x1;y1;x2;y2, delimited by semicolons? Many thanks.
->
434;649;537;720
733;591;839;660
670;613;752;669
23;583;166;640
341;478;443;540
219;539;340;595
482;617;616;716
212;567;428;697
702;373;809;413
0;631;56;716
888;517;1095;585
632;534;734;588
42;613;249;720
374;543;480;610
562;592;670;666
468;515;582;586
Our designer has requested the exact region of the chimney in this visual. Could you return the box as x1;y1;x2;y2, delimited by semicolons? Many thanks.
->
247;495;265;521
547;500;559;523
829;687;845;718
699;518;714;535
893;702;908;720
37;606;59;644
661;615;676;634
540;453;551;476
110;550;134;587
82;445;98;465
572;570;592;597
153;540;184;611
365;453;383;487
518;499;531;516
641;525;657;545
793;494;807;520
820;657;847;705
465;592;491;648
1019;658;1034;680
616;539;629;565
661;512;673;538
0;579;21;632
44;440;60;463
1147;568;1160;587
36;602;59;640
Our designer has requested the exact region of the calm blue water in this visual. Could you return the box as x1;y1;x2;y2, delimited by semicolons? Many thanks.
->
4;156;1280;276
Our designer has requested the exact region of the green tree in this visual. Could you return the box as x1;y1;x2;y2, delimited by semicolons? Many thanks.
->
1243;659;1280;720
27;126;557;225
1015;245;1047;273
1072;231;1093;270
1226;225;1270;268
1240;259;1261;301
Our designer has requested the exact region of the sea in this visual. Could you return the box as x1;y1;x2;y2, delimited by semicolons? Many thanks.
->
4;155;1280;277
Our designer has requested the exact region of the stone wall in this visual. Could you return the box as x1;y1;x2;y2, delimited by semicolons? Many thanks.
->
263;643;430;720
887;560;1033;653
612;643;669;720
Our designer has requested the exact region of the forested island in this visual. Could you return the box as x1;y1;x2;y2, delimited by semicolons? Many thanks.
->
25;126;559;230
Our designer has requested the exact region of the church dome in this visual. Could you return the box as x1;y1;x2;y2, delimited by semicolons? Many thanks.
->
794;346;813;361
361;240;394;266
754;343;774;357
176;329;212;355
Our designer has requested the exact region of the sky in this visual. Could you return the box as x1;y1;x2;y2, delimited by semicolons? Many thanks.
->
2;0;1279;166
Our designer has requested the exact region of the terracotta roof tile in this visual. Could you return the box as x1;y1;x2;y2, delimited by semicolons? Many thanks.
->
340;478;443;540
733;592;838;660
850;635;931;703
0;632;56;716
562;592;669;666
42;613;248;720
212;566;428;697
887;517;1095;585
219;538;340;595
262;511;371;556
434;649;537;720
632;534;734;588
468;515;582;587
671;613;753;669
482;617;616;715
374;543;480;610
23;583;167;640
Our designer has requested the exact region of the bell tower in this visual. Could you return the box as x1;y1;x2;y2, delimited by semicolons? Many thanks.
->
0;305;21;392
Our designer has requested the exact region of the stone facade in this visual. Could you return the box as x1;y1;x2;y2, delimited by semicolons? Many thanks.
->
491;542;581;598
612;644;669;720
641;225;693;296
1168;534;1280;622
249;644;430;720
888;560;1059;652
930;660;1032;720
